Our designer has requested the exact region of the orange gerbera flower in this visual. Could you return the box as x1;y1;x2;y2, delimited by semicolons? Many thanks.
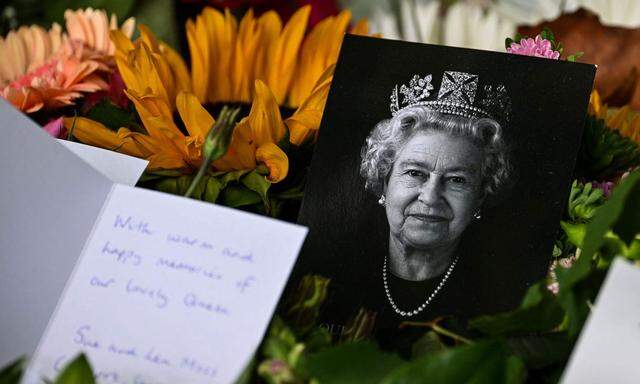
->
0;8;134;113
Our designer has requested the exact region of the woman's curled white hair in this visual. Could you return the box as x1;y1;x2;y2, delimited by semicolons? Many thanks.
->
360;106;511;197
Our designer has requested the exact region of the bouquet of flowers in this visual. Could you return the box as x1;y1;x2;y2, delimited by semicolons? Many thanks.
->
2;5;640;384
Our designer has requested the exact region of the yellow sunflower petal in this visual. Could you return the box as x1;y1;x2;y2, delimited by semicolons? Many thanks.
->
256;142;289;183
138;24;160;52
608;106;629;130
110;29;134;58
288;10;351;107
254;11;281;85
176;91;214;139
248;80;287;145
265;5;310;104
63;117;146;157
213;118;257;171
161;42;192;94
187;18;209;103
125;89;186;149
146;152;190;171
286;64;334;145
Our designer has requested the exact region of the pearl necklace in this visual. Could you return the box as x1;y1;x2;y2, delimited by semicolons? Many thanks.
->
383;255;459;317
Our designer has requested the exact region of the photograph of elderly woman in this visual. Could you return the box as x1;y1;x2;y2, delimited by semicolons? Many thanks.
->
291;35;595;332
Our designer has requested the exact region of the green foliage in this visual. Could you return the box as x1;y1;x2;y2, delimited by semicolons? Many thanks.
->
147;168;277;213
307;342;404;384
567;181;606;222
340;308;378;343
84;99;136;132
381;340;525;384
0;356;24;384
469;282;564;336
54;354;95;384
566;52;584;62
284;275;330;336
577;116;640;179
557;169;640;337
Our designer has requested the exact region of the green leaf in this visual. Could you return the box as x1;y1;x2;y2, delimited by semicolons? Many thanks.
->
84;99;135;131
567;52;584;62
220;185;262;207
556;172;640;336
241;171;272;212
0;356;25;384
577;116;640;179
411;331;446;358
612;181;640;244
54;354;95;384
582;169;640;260
283;275;330;336
307;342;404;384
505;37;514;49
204;177;222;203
566;181;605;222
381;340;525;384
561;221;587;248
469;282;564;336
507;333;572;369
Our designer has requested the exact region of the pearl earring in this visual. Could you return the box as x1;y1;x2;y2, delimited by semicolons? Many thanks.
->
378;195;386;206
473;210;482;220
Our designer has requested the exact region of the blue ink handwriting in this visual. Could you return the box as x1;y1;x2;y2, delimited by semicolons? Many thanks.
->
108;343;138;357
102;241;142;266
183;293;229;316
114;215;154;235
156;257;222;281
144;347;171;367
221;247;254;263
73;325;100;349
180;357;217;378
90;276;115;288
125;279;168;308
236;275;256;293
166;234;198;246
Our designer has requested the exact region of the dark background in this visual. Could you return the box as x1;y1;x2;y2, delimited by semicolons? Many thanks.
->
289;34;596;330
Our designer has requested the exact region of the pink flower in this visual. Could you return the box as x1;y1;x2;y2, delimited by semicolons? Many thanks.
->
42;117;66;138
592;181;614;197
507;35;561;60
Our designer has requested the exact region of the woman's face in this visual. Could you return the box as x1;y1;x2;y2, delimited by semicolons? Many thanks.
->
384;130;484;252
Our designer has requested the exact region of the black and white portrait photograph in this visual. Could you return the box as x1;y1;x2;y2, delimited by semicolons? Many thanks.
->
291;34;595;331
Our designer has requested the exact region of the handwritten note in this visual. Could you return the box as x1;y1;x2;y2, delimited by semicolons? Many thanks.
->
561;258;640;384
28;184;307;384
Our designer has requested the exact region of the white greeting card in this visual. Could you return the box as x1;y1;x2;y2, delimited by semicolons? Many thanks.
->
57;140;148;186
561;258;640;384
0;99;307;384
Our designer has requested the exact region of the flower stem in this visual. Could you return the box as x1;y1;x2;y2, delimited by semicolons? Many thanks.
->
400;320;473;345
184;106;241;198
431;323;473;345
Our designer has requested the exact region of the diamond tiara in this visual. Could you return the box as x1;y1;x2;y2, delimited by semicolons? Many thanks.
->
389;71;511;125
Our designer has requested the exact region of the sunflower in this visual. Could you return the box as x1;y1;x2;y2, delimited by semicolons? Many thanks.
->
65;6;368;174
64;6;372;210
0;9;134;113
589;89;640;144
